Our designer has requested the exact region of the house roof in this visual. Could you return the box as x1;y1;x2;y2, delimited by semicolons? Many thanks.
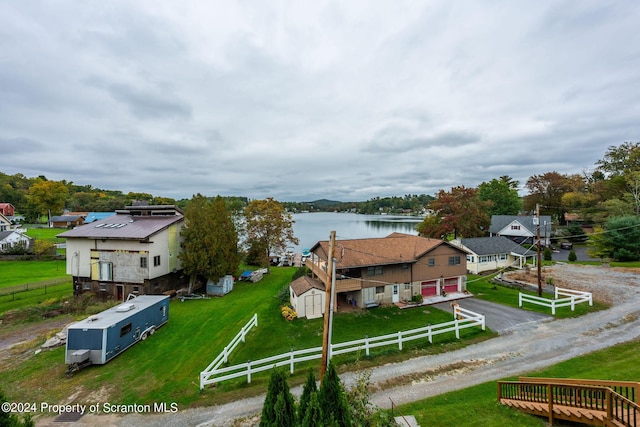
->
0;230;30;242
489;215;552;236
57;206;183;240
460;236;530;256
290;276;325;297
85;212;116;223
50;215;83;222
311;232;464;268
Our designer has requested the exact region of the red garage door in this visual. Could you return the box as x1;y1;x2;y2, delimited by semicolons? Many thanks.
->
421;280;438;297
443;277;459;293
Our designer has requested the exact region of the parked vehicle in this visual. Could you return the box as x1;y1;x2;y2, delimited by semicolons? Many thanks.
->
65;294;169;375
560;241;573;250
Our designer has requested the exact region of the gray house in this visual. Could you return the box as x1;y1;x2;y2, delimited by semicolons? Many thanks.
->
455;236;535;274
489;215;552;247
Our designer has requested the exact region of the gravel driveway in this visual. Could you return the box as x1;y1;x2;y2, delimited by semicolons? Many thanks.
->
38;264;640;427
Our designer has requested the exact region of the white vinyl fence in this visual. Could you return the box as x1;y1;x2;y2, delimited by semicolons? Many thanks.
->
199;306;485;389
519;287;593;315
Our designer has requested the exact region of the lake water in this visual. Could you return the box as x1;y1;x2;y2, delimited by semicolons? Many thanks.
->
291;212;423;251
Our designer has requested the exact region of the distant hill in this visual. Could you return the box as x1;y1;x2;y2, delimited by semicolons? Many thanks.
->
305;199;348;207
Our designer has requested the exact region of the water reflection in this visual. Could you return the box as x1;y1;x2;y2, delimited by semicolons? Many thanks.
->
291;212;423;250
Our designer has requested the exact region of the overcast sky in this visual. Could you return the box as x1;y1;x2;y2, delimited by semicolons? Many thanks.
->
1;1;639;202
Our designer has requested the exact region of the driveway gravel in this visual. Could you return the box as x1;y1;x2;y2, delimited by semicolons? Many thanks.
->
37;264;640;427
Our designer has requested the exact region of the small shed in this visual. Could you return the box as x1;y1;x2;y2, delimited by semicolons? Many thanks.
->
206;275;235;296
289;276;326;319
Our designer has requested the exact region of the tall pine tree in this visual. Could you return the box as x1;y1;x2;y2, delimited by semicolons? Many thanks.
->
318;363;351;427
298;368;318;421
260;370;296;427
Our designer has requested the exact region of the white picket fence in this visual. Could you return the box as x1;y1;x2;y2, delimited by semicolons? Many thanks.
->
199;306;485;389
519;287;593;315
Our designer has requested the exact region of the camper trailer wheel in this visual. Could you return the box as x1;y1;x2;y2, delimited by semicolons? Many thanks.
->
141;332;148;341
149;327;155;335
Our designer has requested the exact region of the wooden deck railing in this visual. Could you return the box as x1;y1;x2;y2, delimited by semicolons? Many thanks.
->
498;378;639;426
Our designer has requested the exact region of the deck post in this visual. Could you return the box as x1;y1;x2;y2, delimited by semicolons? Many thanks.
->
547;383;554;425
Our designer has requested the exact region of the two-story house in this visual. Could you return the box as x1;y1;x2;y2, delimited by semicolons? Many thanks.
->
58;205;185;301
489;215;552;247
306;232;469;309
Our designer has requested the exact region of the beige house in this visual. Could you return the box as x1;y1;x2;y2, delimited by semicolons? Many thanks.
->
58;205;185;301
453;236;535;274
307;233;469;309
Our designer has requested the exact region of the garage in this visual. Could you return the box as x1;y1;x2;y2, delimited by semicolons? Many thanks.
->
421;280;438;297
443;277;459;293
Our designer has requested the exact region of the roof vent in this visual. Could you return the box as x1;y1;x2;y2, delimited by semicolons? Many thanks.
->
116;304;135;312
88;315;99;322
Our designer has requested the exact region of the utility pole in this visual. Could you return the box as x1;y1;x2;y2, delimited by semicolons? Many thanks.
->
536;204;542;296
320;230;336;380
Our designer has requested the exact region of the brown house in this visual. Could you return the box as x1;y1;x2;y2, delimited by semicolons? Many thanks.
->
306;232;469;309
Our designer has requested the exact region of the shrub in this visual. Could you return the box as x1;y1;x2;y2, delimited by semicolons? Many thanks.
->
568;249;577;262
543;246;552;261
260;370;296;427
411;294;423;304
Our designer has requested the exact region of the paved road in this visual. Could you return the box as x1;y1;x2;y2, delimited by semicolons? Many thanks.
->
433;298;553;334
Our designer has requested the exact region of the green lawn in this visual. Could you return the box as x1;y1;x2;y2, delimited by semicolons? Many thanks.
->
24;226;66;243
0;260;68;288
0;282;72;316
0;267;490;408
395;338;640;427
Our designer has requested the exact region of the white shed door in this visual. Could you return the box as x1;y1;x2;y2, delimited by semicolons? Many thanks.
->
305;294;322;319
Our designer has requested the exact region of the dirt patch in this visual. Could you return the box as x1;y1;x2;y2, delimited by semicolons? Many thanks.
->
504;264;640;305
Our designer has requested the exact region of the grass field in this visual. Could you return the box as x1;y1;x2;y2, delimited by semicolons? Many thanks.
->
395;338;640;426
0;267;492;409
0;260;68;288
24;227;66;243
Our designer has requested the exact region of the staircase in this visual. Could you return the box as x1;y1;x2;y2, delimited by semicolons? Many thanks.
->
497;377;639;426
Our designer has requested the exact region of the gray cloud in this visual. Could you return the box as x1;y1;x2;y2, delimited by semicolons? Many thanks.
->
0;1;639;201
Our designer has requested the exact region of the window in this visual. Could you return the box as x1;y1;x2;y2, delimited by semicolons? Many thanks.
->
428;258;435;267
99;262;113;280
511;225;521;230
367;266;382;276
140;257;148;268
479;256;488;263
153;255;161;267
375;286;384;294
466;255;475;263
401;263;409;269
99;283;107;292
120;323;132;337
404;284;411;290
132;286;140;294
448;256;461;265
82;282;91;290
499;254;507;261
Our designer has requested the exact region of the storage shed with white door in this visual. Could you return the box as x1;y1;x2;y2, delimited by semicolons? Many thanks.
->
289;276;325;319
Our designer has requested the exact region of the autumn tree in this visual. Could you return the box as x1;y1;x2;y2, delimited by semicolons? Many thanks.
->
478;176;521;215
179;194;241;293
244;198;298;266
523;172;584;223
27;179;69;221
595;142;640;217
417;186;490;239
